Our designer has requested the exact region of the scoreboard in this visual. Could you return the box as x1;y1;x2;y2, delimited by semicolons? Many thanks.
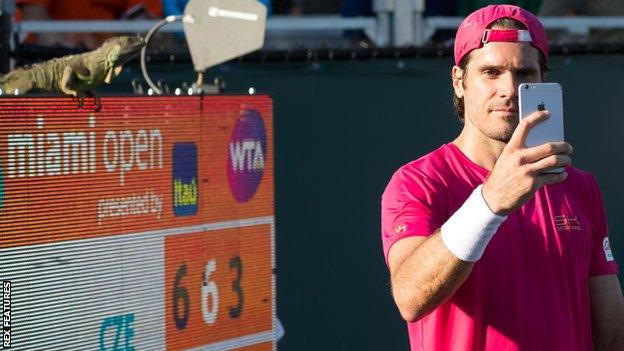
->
0;96;275;350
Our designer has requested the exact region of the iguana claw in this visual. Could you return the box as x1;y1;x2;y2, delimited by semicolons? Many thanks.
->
94;96;102;112
76;95;102;112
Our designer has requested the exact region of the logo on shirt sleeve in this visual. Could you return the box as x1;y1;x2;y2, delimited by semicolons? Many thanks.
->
393;224;407;236
603;237;614;262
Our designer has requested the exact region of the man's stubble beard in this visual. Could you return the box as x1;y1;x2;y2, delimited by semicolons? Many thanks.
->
465;109;518;144
489;123;515;143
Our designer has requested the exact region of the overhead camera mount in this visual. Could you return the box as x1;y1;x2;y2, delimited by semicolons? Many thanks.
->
140;0;267;95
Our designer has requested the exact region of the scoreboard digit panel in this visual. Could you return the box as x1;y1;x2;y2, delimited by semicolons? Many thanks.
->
165;224;274;350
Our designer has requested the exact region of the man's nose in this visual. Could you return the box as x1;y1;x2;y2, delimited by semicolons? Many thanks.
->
498;72;519;99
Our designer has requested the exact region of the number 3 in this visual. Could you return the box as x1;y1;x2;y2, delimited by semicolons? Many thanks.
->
229;255;244;318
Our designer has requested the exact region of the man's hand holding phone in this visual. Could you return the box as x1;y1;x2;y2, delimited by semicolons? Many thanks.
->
518;82;565;173
482;110;573;216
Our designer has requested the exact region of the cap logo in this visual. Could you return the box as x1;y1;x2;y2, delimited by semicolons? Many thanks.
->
481;29;533;44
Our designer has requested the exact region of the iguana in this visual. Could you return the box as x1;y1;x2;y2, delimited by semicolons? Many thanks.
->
0;35;144;109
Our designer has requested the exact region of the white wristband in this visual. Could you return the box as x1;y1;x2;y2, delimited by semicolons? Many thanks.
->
440;185;507;262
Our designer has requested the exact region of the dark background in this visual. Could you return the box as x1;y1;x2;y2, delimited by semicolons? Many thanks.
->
108;53;624;350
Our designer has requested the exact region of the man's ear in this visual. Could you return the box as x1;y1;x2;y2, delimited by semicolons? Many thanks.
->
451;65;465;98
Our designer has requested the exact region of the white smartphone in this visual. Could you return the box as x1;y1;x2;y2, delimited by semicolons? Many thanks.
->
518;82;565;174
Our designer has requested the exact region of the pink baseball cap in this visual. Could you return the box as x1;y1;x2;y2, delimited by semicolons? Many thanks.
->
454;5;548;65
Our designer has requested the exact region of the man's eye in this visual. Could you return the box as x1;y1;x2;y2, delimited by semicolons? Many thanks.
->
483;70;499;76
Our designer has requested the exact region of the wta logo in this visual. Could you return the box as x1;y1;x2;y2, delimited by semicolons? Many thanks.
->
227;110;266;203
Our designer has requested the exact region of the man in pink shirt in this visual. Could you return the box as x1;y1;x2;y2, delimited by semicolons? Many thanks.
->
381;4;624;350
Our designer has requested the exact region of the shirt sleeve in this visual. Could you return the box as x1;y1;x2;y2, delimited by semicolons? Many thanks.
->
381;166;444;267
587;175;619;276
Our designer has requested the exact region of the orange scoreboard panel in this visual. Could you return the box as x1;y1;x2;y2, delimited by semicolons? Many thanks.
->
0;96;275;351
165;225;273;351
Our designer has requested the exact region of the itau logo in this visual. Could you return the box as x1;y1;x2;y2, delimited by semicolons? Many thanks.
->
227;110;266;202
172;143;198;216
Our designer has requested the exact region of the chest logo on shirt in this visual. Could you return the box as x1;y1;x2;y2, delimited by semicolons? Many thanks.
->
554;215;581;231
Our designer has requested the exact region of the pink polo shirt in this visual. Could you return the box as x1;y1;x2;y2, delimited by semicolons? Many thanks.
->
381;143;618;351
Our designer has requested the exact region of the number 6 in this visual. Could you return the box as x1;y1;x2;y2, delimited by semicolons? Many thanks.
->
201;259;219;325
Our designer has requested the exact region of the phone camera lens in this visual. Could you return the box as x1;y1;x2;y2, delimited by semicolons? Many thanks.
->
525;85;530;90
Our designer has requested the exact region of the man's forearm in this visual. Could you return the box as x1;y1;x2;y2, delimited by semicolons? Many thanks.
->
593;316;624;351
390;186;506;322
590;275;624;351
391;231;475;322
